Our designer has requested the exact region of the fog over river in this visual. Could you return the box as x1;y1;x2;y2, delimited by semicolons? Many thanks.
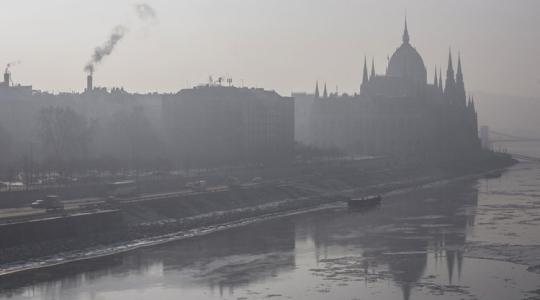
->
1;144;540;300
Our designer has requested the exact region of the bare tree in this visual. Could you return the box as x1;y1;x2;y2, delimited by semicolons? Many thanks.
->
36;106;93;174
101;106;161;171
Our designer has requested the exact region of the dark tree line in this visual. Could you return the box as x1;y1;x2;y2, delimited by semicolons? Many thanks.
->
37;106;94;166
0;105;169;187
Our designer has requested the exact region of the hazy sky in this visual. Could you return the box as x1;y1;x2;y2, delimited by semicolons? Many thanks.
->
1;0;539;97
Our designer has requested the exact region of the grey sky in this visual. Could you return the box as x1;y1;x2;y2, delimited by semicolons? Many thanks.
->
1;0;539;97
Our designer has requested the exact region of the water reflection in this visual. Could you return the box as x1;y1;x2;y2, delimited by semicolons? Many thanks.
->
297;180;478;299
2;176;539;300
1;220;297;300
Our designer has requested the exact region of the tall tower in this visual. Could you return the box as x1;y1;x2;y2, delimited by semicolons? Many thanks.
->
86;73;93;92
3;71;10;87
314;81;320;99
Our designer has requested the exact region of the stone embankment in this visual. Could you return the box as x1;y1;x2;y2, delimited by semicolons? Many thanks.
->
0;153;516;268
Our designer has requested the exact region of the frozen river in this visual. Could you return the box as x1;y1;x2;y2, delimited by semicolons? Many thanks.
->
1;153;540;299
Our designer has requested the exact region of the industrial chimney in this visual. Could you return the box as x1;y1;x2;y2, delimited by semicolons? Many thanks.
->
4;71;10;87
86;73;93;92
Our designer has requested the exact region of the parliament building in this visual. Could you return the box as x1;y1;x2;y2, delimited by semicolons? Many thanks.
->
309;21;481;159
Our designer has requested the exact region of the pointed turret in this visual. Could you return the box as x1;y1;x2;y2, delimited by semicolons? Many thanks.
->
403;17;410;44
370;58;376;81
360;56;369;94
456;54;463;84
444;49;456;101
323;82;328;98
456;53;466;106
362;56;369;85
314;81;320;99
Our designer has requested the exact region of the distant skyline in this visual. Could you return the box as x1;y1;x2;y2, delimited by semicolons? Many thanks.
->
1;0;539;98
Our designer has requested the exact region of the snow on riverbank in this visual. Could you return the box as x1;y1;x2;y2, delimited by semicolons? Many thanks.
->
465;242;540;274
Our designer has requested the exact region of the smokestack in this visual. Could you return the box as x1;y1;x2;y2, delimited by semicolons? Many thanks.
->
3;71;9;87
86;73;93;92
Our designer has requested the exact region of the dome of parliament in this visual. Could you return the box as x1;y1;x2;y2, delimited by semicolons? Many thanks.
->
386;21;427;84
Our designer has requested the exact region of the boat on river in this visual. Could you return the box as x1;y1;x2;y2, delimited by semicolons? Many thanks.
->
347;195;382;209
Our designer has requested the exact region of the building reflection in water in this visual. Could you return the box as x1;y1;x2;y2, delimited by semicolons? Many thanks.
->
301;179;479;300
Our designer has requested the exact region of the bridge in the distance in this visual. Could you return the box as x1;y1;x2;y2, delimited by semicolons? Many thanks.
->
488;130;540;143
483;129;540;162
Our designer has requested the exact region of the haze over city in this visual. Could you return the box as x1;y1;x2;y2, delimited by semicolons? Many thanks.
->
1;2;540;300
1;0;539;97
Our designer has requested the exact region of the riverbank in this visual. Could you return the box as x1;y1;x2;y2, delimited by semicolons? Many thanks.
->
0;152;517;279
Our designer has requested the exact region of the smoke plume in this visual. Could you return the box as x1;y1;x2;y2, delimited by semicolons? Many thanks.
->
84;26;128;74
84;3;157;74
5;60;21;73
135;3;157;21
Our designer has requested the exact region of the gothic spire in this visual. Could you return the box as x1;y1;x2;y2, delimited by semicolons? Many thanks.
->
456;53;466;106
362;56;369;86
446;49;455;81
323;82;328;98
370;58;376;81
444;48;456;98
456;53;463;84
315;81;320;99
403;17;410;44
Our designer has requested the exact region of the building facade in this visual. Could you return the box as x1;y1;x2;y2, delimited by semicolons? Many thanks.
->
162;85;294;167
292;92;315;145
310;21;480;159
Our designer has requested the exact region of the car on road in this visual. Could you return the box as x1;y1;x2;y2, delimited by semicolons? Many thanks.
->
105;180;138;199
186;180;206;192
30;195;65;211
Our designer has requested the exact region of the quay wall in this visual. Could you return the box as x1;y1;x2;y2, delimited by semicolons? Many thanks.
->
0;210;124;248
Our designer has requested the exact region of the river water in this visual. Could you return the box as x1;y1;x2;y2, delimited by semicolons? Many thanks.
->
1;145;540;300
